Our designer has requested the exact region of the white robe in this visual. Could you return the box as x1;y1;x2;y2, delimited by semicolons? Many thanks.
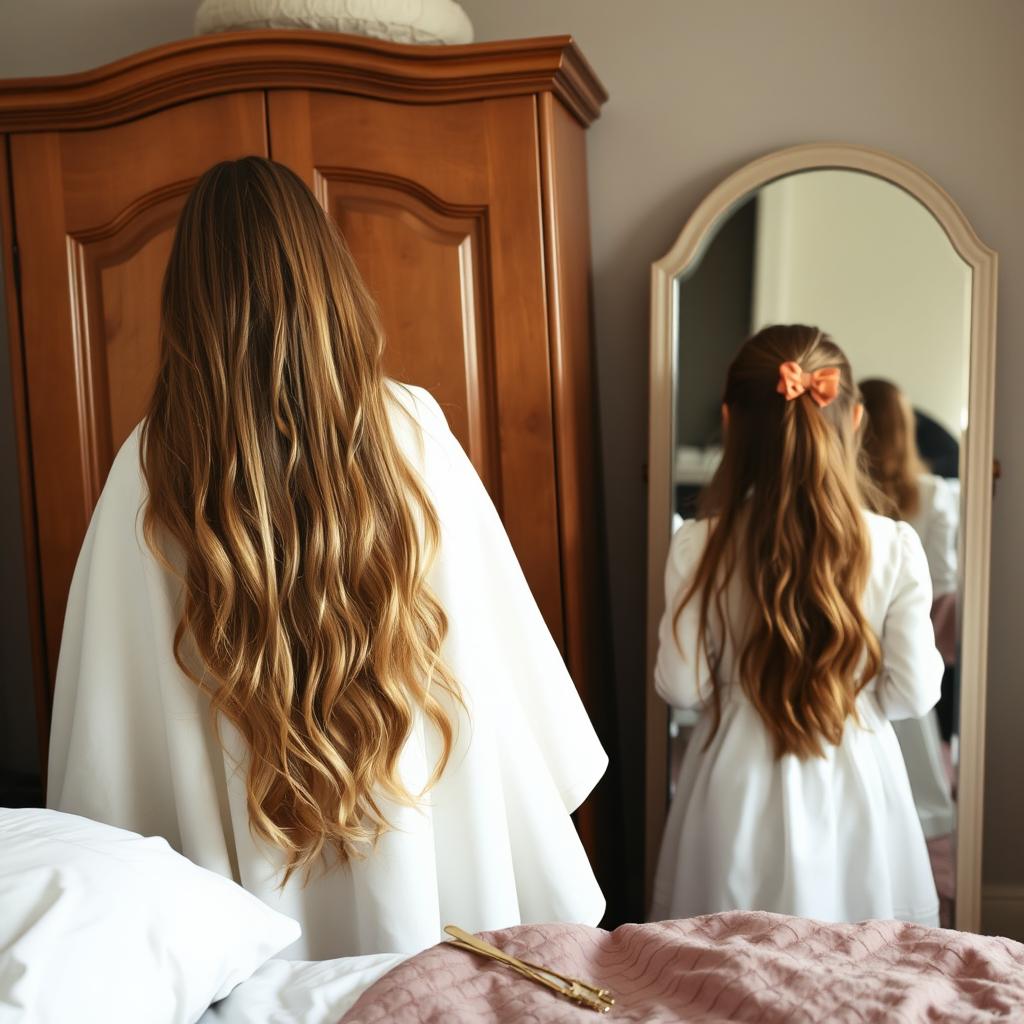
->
651;512;943;926
908;473;959;599
893;472;958;839
47;383;607;959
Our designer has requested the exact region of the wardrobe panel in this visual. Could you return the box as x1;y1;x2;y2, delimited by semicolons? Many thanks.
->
268;90;565;645
10;91;268;686
328;175;494;488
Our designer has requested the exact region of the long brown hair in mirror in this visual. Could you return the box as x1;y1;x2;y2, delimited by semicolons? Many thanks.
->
860;378;928;520
674;324;882;760
141;157;461;881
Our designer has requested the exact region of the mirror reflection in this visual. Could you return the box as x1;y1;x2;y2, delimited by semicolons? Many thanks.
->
657;170;970;928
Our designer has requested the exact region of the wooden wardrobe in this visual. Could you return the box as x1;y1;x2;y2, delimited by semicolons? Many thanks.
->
0;31;611;856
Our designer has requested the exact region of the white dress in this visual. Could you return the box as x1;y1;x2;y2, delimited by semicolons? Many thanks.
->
47;383;607;959
650;513;943;926
893;473;959;839
908;473;959;600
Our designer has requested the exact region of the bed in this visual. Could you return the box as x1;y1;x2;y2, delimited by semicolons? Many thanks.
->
201;913;1024;1024
4;809;1022;1023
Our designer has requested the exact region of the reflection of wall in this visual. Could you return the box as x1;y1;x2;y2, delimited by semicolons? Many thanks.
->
752;171;971;437
676;196;755;447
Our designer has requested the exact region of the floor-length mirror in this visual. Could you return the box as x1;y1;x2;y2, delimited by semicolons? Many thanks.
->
646;145;997;931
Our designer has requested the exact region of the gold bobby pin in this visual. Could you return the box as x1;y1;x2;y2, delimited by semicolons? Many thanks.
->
443;925;615;1014
445;932;612;1014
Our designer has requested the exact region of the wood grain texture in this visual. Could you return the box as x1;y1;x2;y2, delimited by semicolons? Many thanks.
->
0;30;608;133
326;168;500;493
269;89;566;645
536;93;613;874
9;93;268;718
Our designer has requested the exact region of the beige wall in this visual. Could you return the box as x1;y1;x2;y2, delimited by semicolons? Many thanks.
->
753;170;971;437
0;1;196;76
2;0;1022;931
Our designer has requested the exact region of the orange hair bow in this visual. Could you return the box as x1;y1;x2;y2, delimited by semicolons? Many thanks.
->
777;362;841;408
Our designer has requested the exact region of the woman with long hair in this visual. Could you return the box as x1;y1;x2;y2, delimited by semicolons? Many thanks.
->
650;325;942;925
860;378;959;649
47;158;606;958
860;377;957;844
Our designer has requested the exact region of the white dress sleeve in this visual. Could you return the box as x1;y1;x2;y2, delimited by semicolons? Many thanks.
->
875;522;945;721
919;474;959;598
653;521;713;711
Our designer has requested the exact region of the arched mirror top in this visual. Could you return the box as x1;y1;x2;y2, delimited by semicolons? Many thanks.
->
654;143;995;284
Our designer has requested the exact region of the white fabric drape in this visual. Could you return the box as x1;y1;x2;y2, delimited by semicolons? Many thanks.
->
897;472;957;839
48;383;607;959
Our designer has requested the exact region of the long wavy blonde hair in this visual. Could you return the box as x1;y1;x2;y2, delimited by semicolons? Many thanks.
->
676;325;882;759
859;378;927;520
141;157;459;880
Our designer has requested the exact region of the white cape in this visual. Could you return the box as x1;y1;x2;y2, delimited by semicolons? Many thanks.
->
48;383;607;959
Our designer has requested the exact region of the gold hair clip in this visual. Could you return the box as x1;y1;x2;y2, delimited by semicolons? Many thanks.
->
443;925;615;1014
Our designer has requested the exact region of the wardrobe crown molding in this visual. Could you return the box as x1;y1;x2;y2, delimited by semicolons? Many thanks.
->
0;30;609;133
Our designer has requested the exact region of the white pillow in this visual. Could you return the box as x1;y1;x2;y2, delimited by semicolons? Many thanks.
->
0;808;300;1024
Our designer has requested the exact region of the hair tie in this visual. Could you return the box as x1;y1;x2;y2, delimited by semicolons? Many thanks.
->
777;361;841;408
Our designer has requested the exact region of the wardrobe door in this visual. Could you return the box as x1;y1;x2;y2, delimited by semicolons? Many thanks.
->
10;93;268;687
267;92;564;644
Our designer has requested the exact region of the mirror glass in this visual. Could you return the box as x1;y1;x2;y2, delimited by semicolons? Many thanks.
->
669;169;971;925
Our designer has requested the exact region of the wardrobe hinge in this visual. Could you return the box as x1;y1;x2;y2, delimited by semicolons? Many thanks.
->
10;240;20;291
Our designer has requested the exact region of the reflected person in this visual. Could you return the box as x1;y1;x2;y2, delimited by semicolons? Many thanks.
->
651;325;942;926
861;379;957;840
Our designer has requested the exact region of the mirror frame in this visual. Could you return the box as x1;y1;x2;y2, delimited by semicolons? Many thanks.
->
645;143;997;931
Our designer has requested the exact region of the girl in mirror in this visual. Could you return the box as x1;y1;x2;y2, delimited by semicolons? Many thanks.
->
650;325;942;926
859;378;957;907
47;157;607;959
861;378;959;725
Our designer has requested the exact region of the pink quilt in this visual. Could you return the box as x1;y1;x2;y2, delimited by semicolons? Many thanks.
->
340;911;1024;1022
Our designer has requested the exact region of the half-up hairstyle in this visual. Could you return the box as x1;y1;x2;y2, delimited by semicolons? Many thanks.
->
675;324;882;759
141;157;460;880
859;378;926;520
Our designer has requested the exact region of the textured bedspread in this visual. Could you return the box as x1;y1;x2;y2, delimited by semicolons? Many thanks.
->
340;911;1024;1022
